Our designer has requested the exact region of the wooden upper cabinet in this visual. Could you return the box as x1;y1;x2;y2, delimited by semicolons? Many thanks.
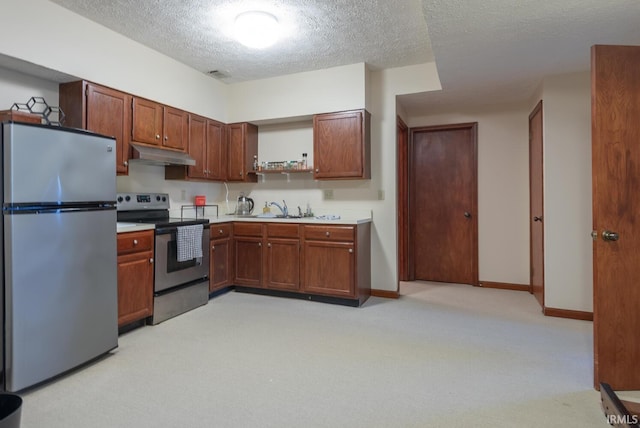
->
163;106;188;151
207;120;227;180
132;97;163;145
132;97;187;151
59;81;132;175
187;114;207;179
227;122;258;182
166;116;226;182
313;109;371;179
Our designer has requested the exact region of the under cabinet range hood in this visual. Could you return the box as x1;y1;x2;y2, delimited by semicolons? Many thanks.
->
129;143;196;166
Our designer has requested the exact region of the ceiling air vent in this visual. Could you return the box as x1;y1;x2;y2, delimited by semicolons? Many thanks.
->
207;70;228;79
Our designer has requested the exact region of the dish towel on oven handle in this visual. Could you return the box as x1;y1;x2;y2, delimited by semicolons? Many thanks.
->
177;224;203;262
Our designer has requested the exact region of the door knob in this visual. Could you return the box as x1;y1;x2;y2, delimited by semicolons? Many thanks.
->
533;216;542;222
464;212;471;218
602;230;619;241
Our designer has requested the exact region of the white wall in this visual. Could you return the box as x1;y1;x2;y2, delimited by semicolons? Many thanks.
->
227;63;367;123
407;105;531;285
0;67;59;111
0;0;227;121
223;63;441;291
539;72;592;312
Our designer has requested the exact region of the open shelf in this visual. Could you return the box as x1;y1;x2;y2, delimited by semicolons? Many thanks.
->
254;169;314;182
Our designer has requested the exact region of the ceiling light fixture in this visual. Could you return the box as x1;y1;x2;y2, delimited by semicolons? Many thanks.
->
234;11;280;49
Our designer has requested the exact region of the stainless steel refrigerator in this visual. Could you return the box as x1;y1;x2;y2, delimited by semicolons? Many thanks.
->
1;122;118;392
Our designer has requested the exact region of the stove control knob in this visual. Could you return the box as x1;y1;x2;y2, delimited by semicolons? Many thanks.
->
162;196;167;202
156;196;161;201
117;196;123;203
125;195;131;202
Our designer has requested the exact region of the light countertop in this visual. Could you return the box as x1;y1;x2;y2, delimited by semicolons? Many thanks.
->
116;223;155;233
206;215;372;225
117;216;371;233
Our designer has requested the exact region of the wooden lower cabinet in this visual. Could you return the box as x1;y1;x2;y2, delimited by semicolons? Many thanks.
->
226;222;370;305
264;223;300;291
233;222;264;287
117;230;154;327
302;240;354;296
210;223;232;292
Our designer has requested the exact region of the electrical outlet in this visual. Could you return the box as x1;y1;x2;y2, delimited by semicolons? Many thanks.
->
378;189;385;200
324;189;334;200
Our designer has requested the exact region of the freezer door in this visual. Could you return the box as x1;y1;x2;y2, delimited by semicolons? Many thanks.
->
3;209;117;392
3;123;116;204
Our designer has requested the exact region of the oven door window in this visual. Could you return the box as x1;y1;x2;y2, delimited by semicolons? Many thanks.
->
166;239;198;272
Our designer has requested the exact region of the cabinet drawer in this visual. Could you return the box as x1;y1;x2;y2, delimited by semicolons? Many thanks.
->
210;223;232;239
304;225;354;242
267;223;299;238
117;230;154;254
233;222;263;236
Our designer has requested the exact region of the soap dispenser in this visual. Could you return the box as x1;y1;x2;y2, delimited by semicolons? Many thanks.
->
263;202;271;214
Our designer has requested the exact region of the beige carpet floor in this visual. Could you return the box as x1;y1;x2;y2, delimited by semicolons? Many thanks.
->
21;281;613;427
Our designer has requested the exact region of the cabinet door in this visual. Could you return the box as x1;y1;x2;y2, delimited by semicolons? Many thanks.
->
265;238;300;291
234;237;263;286
207;120;227;180
117;250;154;327
163;106;188;151
210;237;231;292
227;123;258;182
227;123;245;181
313;110;370;179
188;115;207;179
132;97;163;145
86;84;131;175
302;241;354;297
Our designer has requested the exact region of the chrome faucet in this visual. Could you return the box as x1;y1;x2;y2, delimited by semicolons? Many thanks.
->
269;200;288;217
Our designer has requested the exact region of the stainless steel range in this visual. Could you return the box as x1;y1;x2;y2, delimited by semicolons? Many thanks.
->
117;192;210;324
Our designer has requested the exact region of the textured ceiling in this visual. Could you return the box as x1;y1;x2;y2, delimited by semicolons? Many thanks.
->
48;0;433;83
43;0;640;114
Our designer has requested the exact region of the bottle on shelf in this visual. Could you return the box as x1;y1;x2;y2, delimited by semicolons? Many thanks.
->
302;153;308;169
253;155;259;171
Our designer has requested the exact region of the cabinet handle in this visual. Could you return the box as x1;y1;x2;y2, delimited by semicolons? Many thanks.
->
267;243;271;248
149;258;154;263
239;172;243;177
348;249;353;254
325;231;330;237
315;168;319;173
164;136;168;141
211;245;215;251
133;239;138;245
258;242;261;247
155;134;160;139
219;229;224;235
123;161;128;167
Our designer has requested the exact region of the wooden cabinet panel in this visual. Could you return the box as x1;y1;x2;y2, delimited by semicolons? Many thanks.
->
211;223;232;239
302;240;354;297
234;237;263;286
132;97;163;145
116;230;153;254
227;123;258;182
210;238;231;292
207;120;227;180
163;106;188;151
117;250;153;327
117;230;154;327
267;223;300;239
187;114;207;179
59;81;131;175
313;109;370;179
303;225;354;242
265;238;300;291
234;222;263;237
